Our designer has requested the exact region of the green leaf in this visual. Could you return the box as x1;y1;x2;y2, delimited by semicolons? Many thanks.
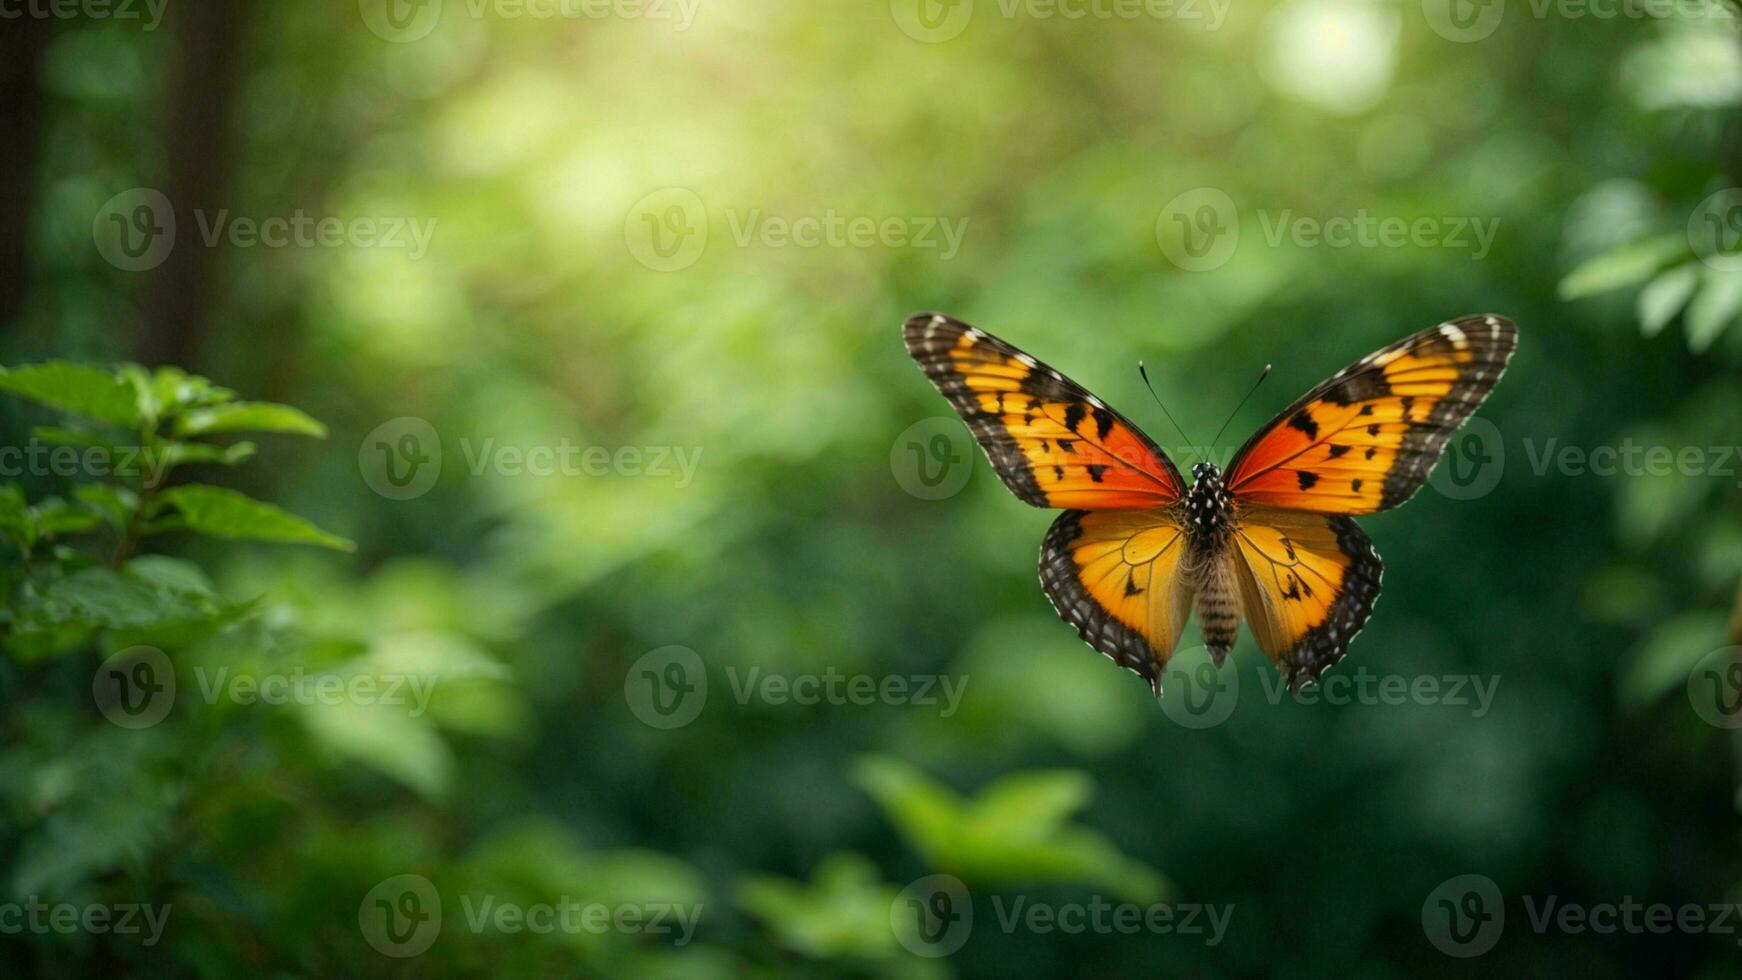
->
1637;263;1699;337
737;854;902;960
154;485;354;551
1685;268;1742;353
174;401;326;438
853;755;963;862
155;440;258;471
854;755;1167;903
75;483;137;529
29;498;102;537
298;700;452;799
1557;234;1688;301
124;555;219;597
1620;612;1729;708
0;482;35;551
147;366;235;417
5;564;250;658
31;426;111;448
0;362;142;429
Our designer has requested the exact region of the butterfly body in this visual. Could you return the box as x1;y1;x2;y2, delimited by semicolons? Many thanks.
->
904;311;1515;695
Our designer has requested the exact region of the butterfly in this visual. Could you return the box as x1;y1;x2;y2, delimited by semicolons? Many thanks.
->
903;312;1517;694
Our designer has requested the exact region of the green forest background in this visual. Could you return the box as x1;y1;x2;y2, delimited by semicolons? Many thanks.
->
3;0;1742;976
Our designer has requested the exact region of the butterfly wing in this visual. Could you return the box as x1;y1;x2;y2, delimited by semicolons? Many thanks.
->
1039;508;1195;694
1228;505;1383;688
903;313;1185;509
1223;314;1517;514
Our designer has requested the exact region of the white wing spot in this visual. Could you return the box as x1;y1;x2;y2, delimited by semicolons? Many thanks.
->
1441;323;1467;347
1016;353;1037;368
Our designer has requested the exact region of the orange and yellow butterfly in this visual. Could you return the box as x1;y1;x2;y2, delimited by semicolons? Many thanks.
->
903;312;1517;694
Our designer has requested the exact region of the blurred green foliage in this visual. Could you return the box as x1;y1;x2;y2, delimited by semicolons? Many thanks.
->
2;0;1742;976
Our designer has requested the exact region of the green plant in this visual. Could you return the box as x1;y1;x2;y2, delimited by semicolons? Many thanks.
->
0;361;350;661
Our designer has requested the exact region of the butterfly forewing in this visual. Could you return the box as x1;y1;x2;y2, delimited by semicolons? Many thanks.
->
1224;314;1517;514
902;313;1184;509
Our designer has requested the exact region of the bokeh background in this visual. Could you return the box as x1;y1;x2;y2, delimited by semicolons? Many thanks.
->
3;0;1742;975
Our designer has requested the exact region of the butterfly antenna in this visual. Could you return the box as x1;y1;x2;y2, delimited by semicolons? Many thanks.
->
1137;360;1195;449
1208;364;1273;452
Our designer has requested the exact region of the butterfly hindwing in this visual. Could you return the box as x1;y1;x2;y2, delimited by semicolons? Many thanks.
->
1224;314;1517;514
1230;504;1383;688
903;313;1184;509
1039;507;1195;693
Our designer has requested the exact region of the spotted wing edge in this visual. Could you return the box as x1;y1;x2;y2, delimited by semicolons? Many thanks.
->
902;311;1186;508
1038;508;1194;696
1231;512;1384;691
